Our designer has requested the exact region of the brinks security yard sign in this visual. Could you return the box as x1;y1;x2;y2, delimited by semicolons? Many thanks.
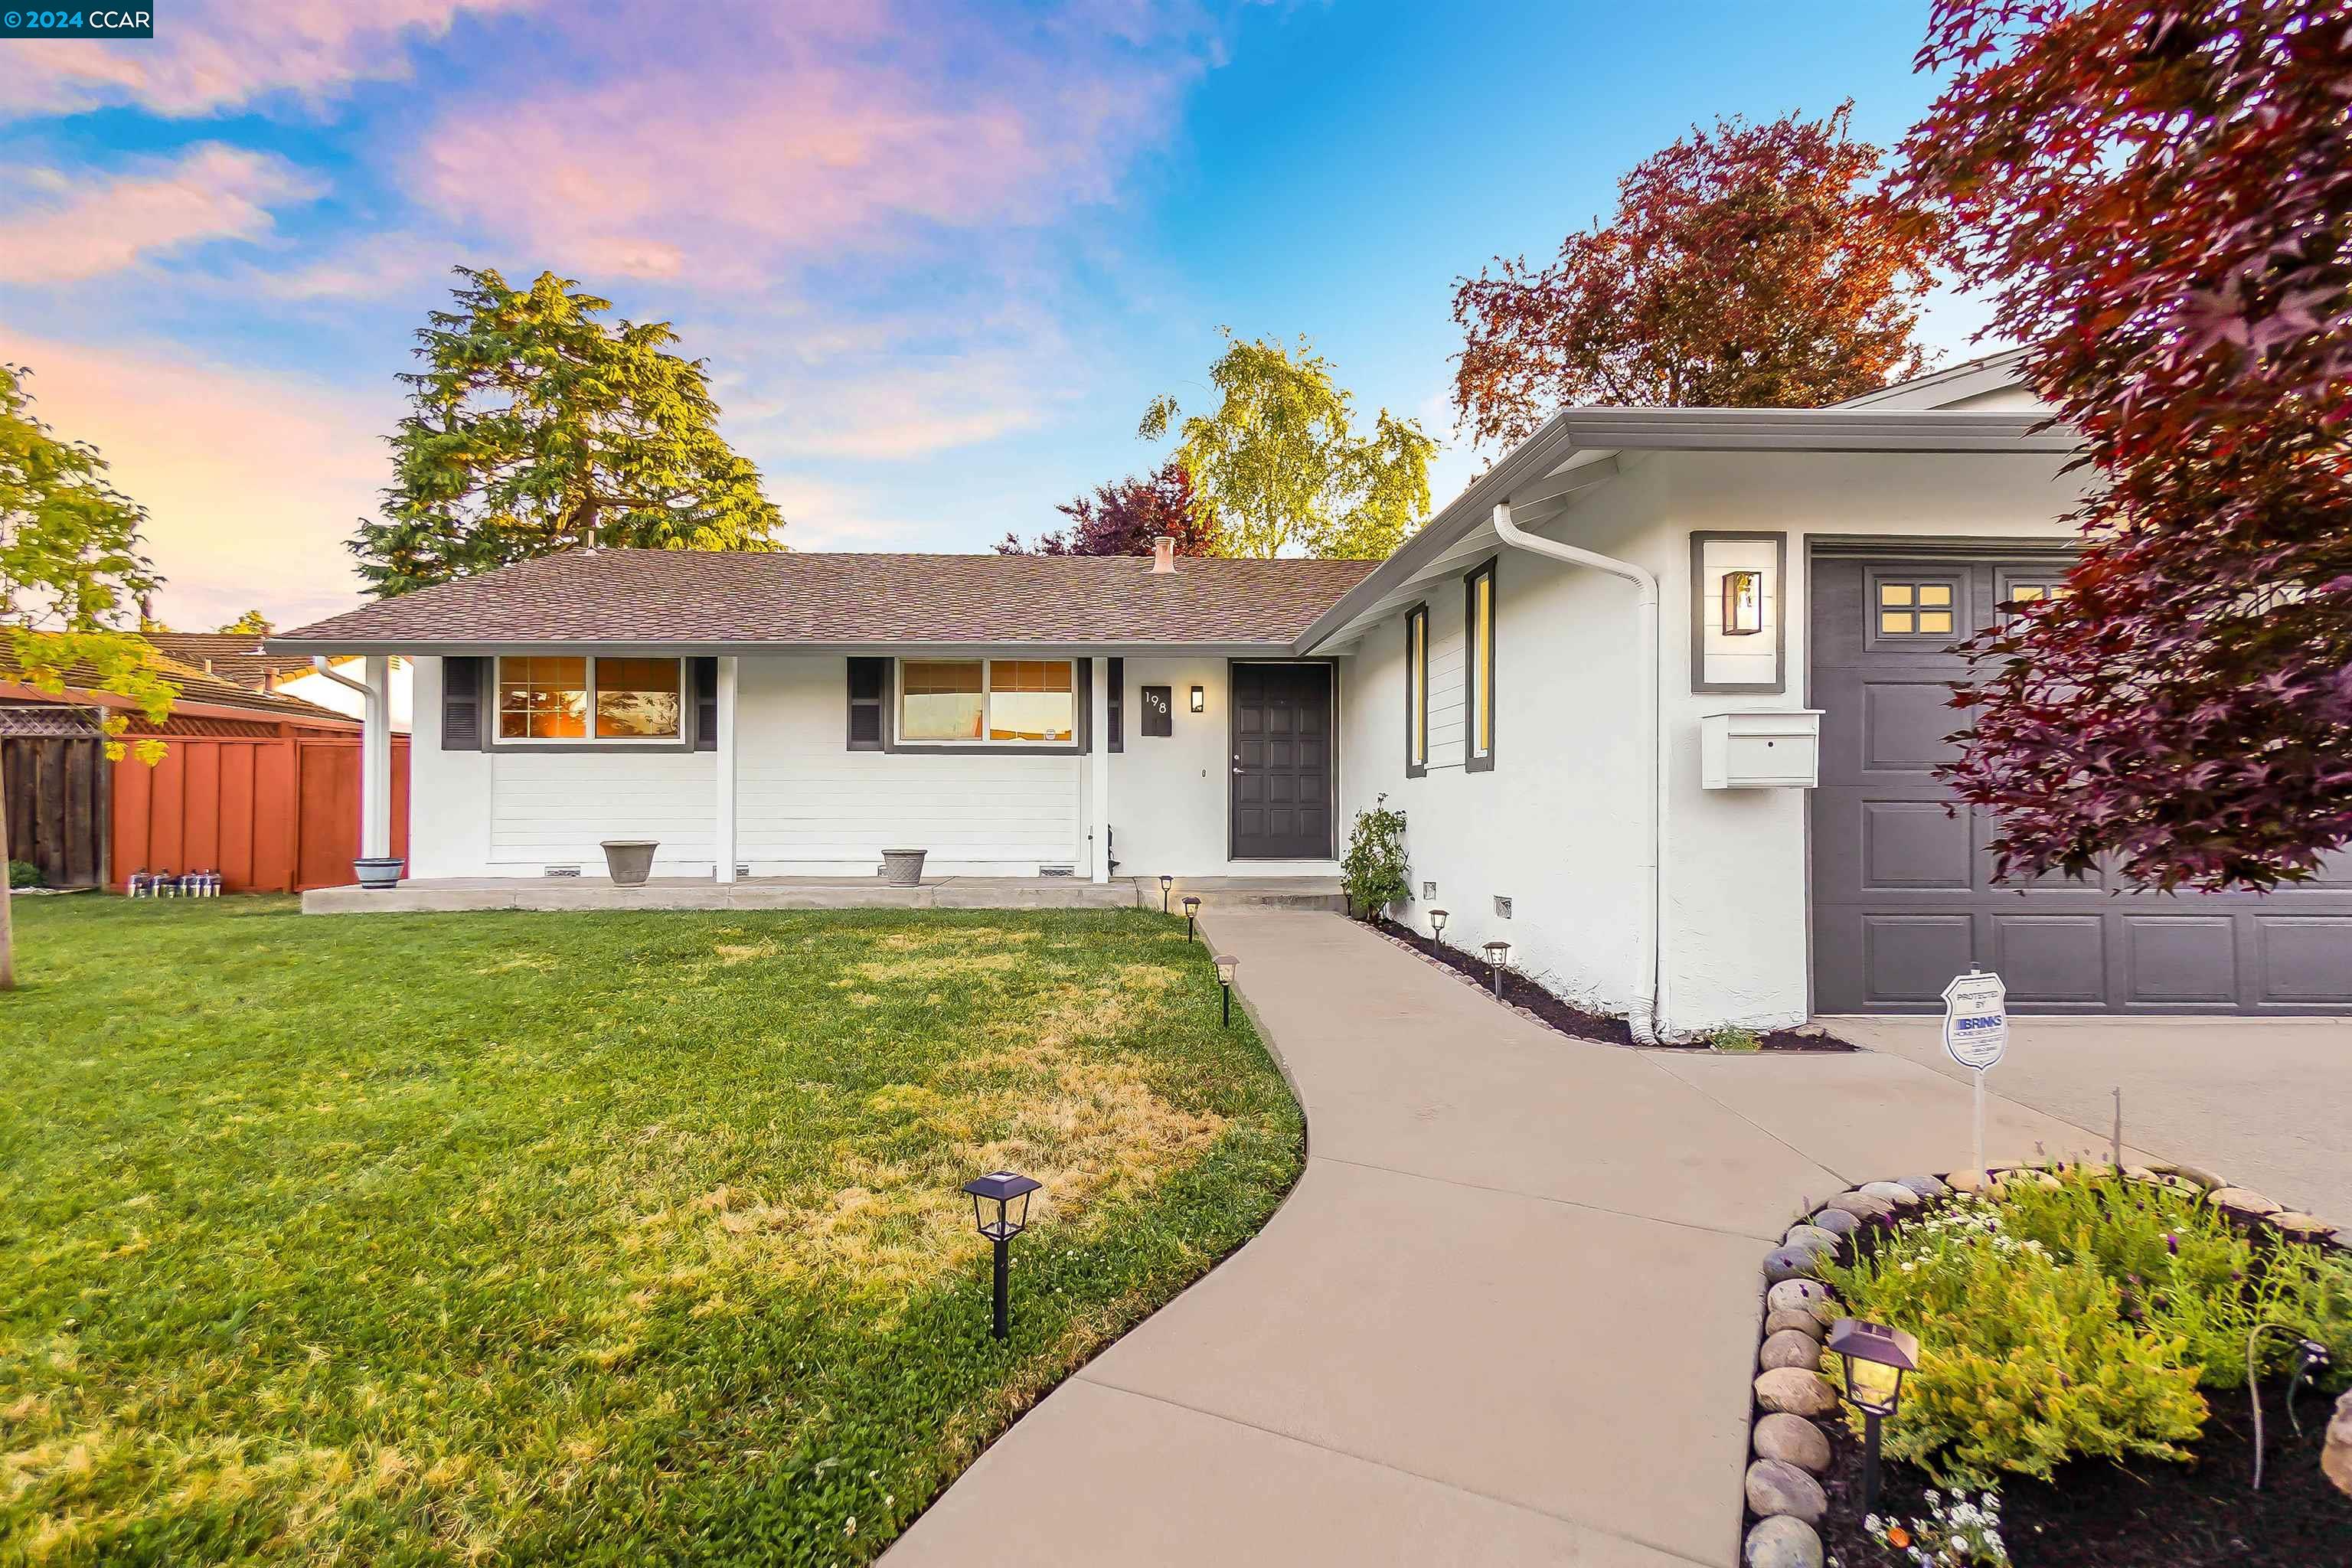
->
1942;969;2007;1173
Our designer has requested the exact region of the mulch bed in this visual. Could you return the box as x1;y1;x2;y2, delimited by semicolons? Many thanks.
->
1813;1379;2351;1567
1370;917;1855;1050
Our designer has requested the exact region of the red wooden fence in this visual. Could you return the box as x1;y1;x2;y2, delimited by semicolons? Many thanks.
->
111;733;410;893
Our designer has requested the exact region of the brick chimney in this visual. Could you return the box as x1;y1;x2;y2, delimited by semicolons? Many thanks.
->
1151;535;1178;573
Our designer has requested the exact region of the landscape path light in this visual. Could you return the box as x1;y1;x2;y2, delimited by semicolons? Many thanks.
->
962;1171;1041;1341
1428;908;1449;944
1214;954;1238;1027
1826;1317;1917;1514
1182;893;1201;940
1159;874;1174;913
1482;939;1511;998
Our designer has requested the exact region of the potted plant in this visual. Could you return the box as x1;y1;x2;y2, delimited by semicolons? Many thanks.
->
600;840;658;887
880;848;928;887
354;856;404;890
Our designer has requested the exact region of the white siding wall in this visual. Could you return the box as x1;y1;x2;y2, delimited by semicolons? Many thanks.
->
1339;448;2098;1037
736;656;1080;874
489;751;716;869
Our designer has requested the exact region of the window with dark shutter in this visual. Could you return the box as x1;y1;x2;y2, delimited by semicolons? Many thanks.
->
441;656;486;750
1108;658;1123;753
691;658;719;750
846;657;886;750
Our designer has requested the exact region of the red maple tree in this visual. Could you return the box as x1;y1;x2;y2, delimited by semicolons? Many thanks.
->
1894;0;2352;890
997;459;1214;557
1451;104;1939;446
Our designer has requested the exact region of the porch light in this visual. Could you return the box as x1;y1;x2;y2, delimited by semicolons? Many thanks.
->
1159;873;1174;912
1189;685;1205;714
1429;908;1449;943
1182;893;1202;939
962;1170;1042;1341
1827;1318;1918;1512
1722;569;1764;636
1482;939;1511;998
1214;953;1237;1026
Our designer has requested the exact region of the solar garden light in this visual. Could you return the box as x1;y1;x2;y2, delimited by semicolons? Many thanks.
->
1182;893;1202;940
1826;1318;1918;1514
1428;907;1449;944
1482;939;1511;998
962;1171;1041;1342
1214;953;1238;1027
1159;873;1174;913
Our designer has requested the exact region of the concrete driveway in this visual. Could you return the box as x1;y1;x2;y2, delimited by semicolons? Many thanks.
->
887;912;2154;1568
1823;1013;2351;1221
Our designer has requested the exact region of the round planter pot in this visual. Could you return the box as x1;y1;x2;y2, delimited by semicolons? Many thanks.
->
353;857;406;890
880;848;929;887
600;840;659;887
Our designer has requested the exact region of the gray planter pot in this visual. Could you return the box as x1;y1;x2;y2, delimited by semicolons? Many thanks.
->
880;848;929;887
354;856;405;890
600;840;658;887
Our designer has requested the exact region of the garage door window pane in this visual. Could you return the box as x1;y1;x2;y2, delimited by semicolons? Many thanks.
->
1877;580;1958;639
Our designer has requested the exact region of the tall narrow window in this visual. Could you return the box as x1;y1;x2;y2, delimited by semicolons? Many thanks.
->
1465;560;1496;773
1405;603;1429;777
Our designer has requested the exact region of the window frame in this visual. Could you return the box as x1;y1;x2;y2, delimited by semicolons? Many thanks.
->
1463;559;1496;773
492;654;690;748
887;656;1086;752
1995;568;2075;626
1864;569;1968;648
1404;602;1429;779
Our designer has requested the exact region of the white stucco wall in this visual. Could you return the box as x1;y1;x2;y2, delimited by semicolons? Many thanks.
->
406;653;1325;881
1336;448;2096;1037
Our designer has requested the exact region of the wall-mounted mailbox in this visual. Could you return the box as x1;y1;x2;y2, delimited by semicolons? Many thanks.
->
1700;710;1823;790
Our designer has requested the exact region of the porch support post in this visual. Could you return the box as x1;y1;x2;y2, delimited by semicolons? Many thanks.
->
360;656;392;861
714;656;738;884
1089;655;1111;884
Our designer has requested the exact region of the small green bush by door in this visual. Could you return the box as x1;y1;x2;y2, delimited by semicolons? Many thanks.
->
7;858;41;888
1341;794;1410;919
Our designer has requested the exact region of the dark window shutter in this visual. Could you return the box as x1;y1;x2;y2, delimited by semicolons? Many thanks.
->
1107;657;1123;753
442;656;487;750
691;658;719;751
847;657;886;750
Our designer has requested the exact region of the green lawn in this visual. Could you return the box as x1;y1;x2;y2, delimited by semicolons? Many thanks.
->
0;897;1302;1566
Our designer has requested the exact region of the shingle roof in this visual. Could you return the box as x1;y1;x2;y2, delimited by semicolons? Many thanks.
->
142;632;313;689
272;550;1383;650
0;645;354;726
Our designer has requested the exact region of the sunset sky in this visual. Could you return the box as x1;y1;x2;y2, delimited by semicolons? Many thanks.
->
0;1;1995;629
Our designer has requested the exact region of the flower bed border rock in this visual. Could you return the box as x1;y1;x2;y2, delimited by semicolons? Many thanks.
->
1738;1162;2350;1568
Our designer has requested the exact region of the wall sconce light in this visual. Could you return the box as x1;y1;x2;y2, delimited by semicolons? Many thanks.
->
1214;954;1238;1026
1722;570;1764;636
1189;684;1206;713
962;1170;1042;1341
1181;893;1201;939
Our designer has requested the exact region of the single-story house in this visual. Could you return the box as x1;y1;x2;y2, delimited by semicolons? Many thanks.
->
271;354;2352;1034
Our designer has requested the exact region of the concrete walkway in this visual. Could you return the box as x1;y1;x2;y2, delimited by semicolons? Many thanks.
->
887;910;2145;1568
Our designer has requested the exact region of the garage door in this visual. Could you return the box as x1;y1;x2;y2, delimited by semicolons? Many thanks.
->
1809;548;2352;1014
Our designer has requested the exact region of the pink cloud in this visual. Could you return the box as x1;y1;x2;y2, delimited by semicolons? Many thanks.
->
3;336;393;629
0;145;322;285
409;8;1199;282
0;0;543;119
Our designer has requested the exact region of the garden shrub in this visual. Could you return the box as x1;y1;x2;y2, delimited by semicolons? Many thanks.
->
7;858;41;889
1821;1197;2207;1485
1341;794;1410;920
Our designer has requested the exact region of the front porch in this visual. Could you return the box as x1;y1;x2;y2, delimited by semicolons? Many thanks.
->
302;873;1346;915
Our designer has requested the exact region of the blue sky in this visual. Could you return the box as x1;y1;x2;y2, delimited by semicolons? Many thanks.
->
0;1;1992;629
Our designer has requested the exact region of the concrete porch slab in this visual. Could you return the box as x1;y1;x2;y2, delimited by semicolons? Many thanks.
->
302;873;1347;916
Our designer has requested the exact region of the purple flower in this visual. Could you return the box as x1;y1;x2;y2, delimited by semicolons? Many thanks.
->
2165;1233;2178;1255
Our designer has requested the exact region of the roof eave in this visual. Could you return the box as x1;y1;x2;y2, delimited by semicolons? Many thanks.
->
264;636;1325;660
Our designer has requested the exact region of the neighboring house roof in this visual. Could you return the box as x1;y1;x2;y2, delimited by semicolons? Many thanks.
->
271;550;1383;655
142;632;314;688
0;645;357;728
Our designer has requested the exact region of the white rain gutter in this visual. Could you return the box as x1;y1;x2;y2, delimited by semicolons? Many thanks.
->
1489;503;1666;1044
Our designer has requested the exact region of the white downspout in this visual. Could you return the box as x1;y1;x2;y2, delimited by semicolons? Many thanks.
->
313;655;394;862
1489;504;1667;1044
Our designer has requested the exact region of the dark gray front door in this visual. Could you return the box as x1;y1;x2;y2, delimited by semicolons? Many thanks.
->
1809;550;2352;1014
1230;663;1333;861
